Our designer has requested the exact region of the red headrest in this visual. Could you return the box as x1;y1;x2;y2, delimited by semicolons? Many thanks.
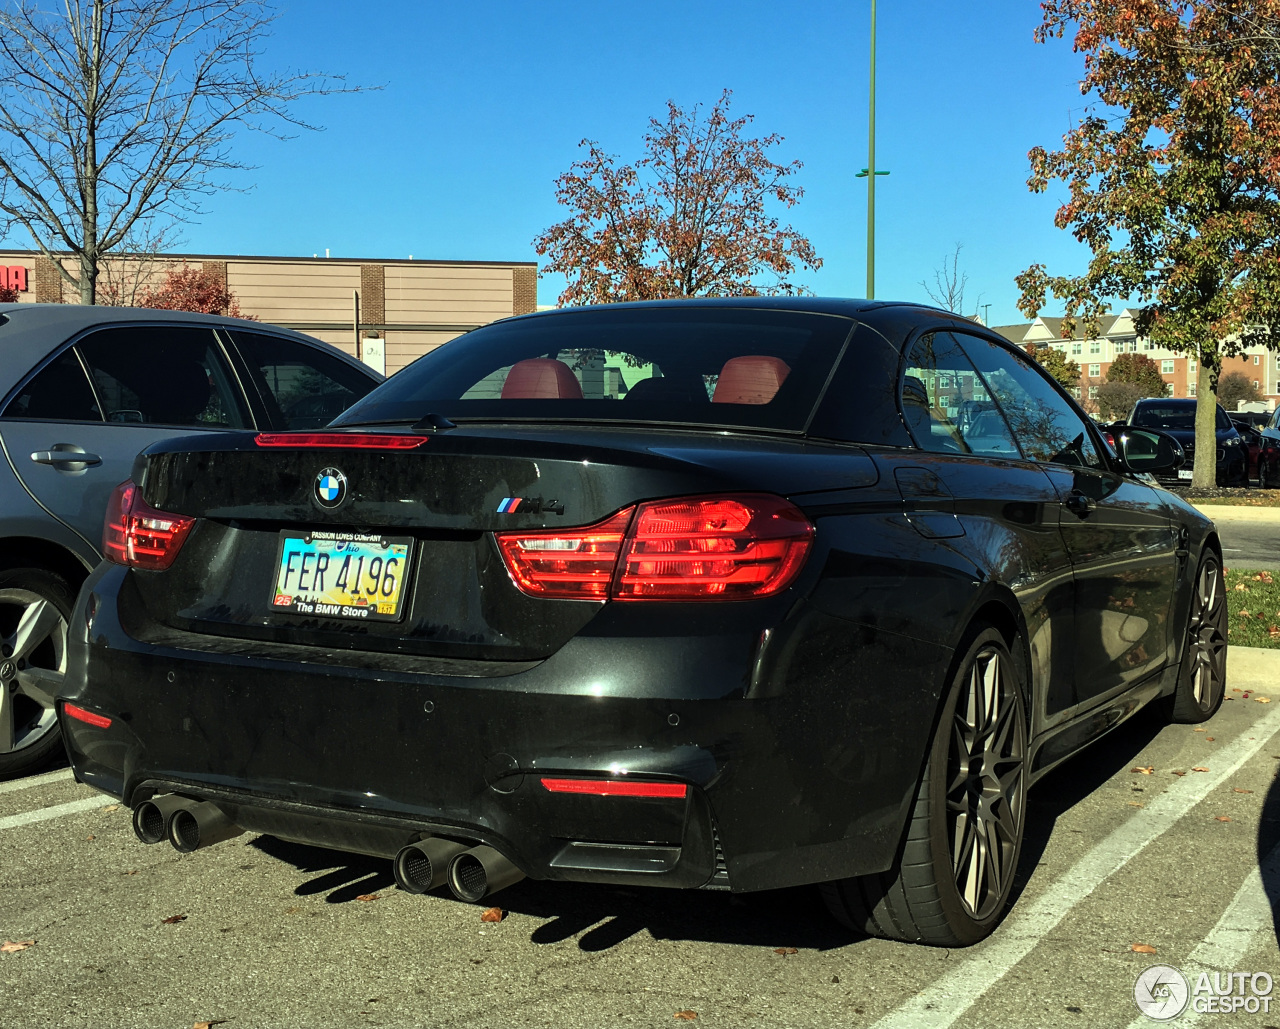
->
711;356;791;405
500;358;584;400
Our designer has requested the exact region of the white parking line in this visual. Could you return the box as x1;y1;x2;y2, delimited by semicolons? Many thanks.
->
0;767;74;795
0;795;110;831
870;702;1280;1029
1123;838;1280;1028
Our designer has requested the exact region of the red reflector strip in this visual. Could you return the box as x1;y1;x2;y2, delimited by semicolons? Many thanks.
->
539;777;688;798
254;432;428;450
64;703;112;729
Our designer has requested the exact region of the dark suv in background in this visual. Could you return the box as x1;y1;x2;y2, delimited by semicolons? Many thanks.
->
1126;397;1248;486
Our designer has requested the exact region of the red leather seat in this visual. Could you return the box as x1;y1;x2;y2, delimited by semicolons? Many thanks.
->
711;356;791;405
500;358;584;399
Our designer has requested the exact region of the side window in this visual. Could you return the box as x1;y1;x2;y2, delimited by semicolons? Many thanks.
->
954;332;1104;469
2;349;103;422
232;331;377;430
902;332;1020;457
76;326;249;428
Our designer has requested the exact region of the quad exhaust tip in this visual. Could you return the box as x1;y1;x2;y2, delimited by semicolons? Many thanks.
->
393;838;471;894
131;794;244;852
132;794;194;845
447;844;525;903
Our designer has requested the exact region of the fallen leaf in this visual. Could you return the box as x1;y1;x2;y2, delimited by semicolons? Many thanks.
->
1128;801;1145;807
85;834;95;841
1215;816;1232;822
1240;610;1251;617
356;893;379;903
1192;767;1211;773
674;1013;698;1022
1171;770;1186;776
1258;697;1272;704
1194;727;1207;731
1131;766;1155;775
193;1021;229;1029
480;907;504;923
0;940;34;954
774;946;799;956
1206;737;1215;742
1234;788;1254;794
1235;583;1250;591
1269;626;1280;638
102;804;119;812
1233;688;1242;693
1131;943;1158;954
161;914;187;924
1258;572;1274;584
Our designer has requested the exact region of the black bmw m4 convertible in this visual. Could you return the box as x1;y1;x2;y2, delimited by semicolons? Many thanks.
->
59;298;1225;946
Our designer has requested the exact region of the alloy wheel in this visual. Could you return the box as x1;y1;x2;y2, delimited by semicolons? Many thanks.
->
1187;559;1227;708
0;588;67;755
945;645;1026;921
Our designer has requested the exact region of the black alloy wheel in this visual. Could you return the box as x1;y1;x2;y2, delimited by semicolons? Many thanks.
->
1170;553;1227;723
823;626;1028;945
0;568;73;778
1260;457;1271;490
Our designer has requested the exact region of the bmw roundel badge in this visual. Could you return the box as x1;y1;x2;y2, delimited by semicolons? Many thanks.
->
314;467;348;508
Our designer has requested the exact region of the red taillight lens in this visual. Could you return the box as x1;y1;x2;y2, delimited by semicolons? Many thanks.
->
254;432;427;450
615;494;813;600
64;703;112;729
102;480;195;570
540;778;688;798
496;508;634;599
495;494;813;601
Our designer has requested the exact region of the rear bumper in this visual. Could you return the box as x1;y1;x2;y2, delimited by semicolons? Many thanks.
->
60;564;950;893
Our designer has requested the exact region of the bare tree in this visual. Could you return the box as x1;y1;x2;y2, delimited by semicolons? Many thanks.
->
0;1;362;304
920;243;971;315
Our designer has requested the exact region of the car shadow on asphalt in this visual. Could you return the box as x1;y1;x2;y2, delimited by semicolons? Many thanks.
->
1257;757;1280;947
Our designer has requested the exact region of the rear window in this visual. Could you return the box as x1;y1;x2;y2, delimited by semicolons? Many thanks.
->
332;307;854;433
1132;403;1231;431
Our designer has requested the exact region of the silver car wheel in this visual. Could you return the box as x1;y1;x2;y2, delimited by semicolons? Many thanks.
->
0;588;67;755
1187;558;1226;708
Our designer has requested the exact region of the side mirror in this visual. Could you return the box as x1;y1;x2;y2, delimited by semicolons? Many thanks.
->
1117;427;1184;473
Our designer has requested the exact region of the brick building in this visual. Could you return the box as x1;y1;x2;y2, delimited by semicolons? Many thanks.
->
0;250;538;376
992;310;1279;411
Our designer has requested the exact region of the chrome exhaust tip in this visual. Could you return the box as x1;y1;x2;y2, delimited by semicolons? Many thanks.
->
447;845;525;903
168;800;244;853
393;838;471;894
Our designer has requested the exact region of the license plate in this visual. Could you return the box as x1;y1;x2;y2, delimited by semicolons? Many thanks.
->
1178;469;1193;480
270;530;413;621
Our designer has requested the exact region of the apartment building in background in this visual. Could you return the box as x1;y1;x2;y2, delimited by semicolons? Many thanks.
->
993;309;1280;411
0;250;538;376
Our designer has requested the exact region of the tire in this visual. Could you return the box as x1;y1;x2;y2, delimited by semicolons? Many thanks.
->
822;627;1028;946
0;568;74;779
1169;552;1227;724
1261;459;1271;491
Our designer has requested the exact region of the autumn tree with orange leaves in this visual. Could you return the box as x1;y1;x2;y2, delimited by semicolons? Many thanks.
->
535;91;821;305
136;265;252;318
1016;0;1280;488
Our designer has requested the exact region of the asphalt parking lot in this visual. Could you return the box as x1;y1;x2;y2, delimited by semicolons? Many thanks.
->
2;650;1280;1029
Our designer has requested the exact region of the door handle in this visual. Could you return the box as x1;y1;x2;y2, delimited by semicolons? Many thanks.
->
1063;491;1095;518
30;444;102;470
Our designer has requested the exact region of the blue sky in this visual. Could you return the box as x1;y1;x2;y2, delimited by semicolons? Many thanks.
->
115;1;1098;325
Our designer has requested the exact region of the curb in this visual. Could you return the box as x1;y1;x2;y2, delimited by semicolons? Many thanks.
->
1228;645;1280;690
1191;504;1280;524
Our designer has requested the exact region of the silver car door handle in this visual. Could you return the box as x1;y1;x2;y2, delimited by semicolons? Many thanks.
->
30;446;103;467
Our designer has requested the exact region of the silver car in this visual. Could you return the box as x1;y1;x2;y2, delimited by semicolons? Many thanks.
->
0;304;382;777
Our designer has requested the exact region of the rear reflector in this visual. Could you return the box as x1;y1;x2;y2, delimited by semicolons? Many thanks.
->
495;494;813;601
103;481;195;571
64;703;112;729
540;778;688;798
254;432;427;450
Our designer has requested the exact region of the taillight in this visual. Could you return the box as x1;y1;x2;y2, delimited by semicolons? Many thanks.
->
540;778;688;798
495;494;813;601
254;432;427;449
102;480;195;570
64;703;112;729
496;508;632;599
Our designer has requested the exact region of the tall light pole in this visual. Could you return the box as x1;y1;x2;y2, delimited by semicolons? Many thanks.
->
855;0;889;299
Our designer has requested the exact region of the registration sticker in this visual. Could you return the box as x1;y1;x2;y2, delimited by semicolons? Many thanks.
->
270;530;413;621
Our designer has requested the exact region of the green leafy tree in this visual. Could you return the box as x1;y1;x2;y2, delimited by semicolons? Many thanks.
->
1106;352;1170;398
1015;0;1280;488
1023;343;1082;392
1216;370;1262;410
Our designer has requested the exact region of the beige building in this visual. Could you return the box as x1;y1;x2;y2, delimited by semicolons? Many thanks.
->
0;250;538;376
993;310;1280;412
